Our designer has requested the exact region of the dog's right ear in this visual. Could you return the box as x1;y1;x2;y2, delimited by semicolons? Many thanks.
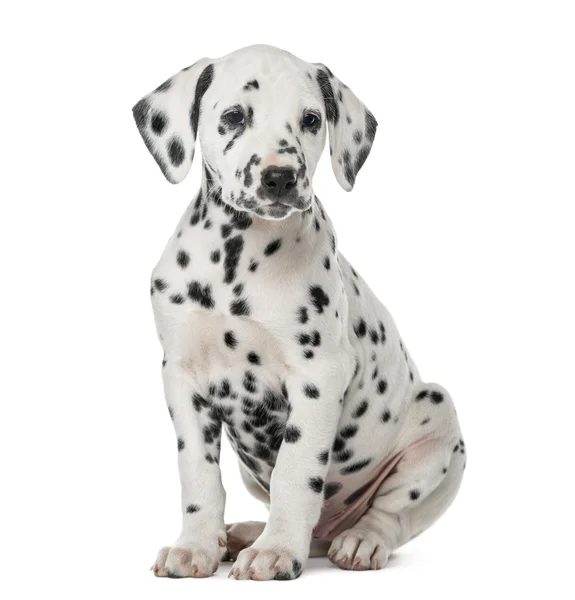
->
132;59;214;184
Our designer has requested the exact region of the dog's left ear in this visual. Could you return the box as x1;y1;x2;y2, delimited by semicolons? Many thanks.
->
132;58;214;184
315;65;378;191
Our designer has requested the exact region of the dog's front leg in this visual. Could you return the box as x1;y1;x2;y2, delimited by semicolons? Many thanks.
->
152;359;227;578
229;362;346;580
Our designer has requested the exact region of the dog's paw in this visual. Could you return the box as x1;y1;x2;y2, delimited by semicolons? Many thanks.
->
152;535;227;578
228;547;304;581
328;529;389;570
223;521;266;561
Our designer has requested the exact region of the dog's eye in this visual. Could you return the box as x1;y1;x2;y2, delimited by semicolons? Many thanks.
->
224;109;245;126
301;111;320;128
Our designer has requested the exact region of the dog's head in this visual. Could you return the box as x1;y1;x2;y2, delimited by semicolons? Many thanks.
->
133;45;377;220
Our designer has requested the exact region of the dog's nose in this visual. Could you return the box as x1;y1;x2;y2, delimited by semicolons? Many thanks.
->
261;166;297;199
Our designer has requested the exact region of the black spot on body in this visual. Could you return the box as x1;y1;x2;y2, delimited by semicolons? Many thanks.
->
188;281;214;309
224;330;237;349
230;298;250;316
284;425;302;443
409;489;421;501
352;400;369;418
177;438;185;451
309;285;329;314
186;504;200;514
303;383;320;399
223;235;244;284
247;351;260;365
154;278;167;292
309;476;324;494
340;458;372;475
430;391;444;404
324;482;342;500
176;250;190;268
340;424;358;439
264;238;282;256
354;318;367;338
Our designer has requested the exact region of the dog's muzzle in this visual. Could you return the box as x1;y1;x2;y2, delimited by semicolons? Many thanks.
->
260;166;299;204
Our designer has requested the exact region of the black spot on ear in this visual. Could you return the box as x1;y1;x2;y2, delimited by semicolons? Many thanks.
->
355;146;370;174
353;129;363;145
316;69;339;125
155;77;173;92
341;149;355;186
190;64;214;138
365;109;378;142
151;111;168;135
167;136;185;166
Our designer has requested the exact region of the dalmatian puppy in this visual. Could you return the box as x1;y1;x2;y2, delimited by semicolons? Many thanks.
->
132;44;465;581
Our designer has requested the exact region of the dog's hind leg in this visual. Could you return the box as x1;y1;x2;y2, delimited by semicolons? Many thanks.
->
328;384;466;570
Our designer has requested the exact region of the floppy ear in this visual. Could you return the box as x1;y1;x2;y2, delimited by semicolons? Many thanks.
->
132;59;214;184
315;65;378;191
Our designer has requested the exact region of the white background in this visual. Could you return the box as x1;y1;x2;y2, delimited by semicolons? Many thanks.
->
2;1;574;598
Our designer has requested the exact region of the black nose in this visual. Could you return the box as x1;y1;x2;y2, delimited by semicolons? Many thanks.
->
261;166;298;199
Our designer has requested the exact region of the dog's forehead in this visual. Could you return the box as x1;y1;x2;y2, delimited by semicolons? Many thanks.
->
210;46;318;106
